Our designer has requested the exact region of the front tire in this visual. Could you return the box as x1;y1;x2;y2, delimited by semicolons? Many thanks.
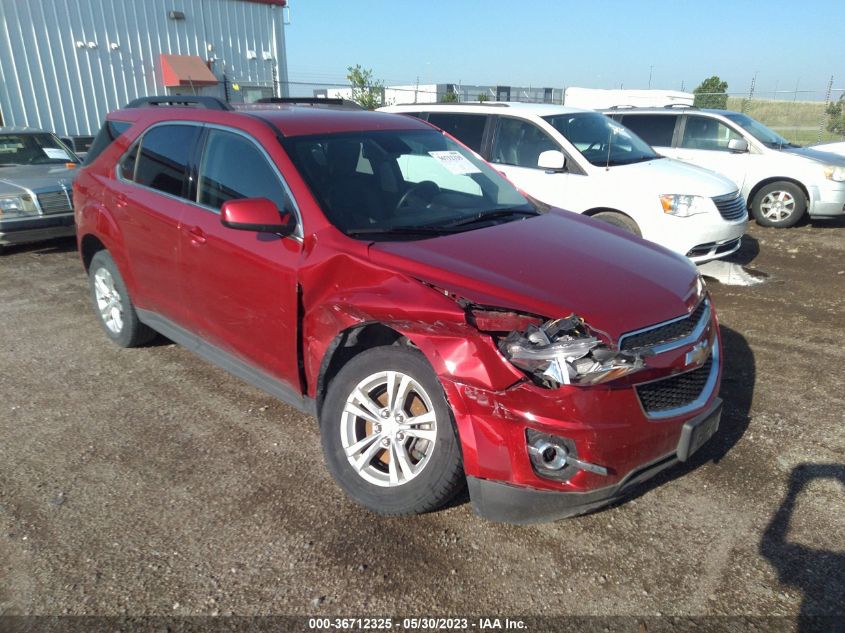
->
591;211;642;236
320;346;465;515
751;182;806;228
89;250;155;347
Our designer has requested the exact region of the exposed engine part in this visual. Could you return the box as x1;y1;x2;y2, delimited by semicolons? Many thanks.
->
501;315;647;388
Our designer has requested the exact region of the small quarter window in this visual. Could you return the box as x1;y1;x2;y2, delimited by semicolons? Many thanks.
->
426;113;487;152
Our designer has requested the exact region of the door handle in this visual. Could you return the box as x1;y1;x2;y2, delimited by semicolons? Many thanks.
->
187;226;207;245
113;193;128;209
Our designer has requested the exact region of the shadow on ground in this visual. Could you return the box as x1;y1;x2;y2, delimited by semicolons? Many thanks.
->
760;463;845;633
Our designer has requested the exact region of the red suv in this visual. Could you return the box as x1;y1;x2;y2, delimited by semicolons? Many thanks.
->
74;96;723;523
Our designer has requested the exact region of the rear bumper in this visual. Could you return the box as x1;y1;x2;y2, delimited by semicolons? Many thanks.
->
0;214;75;246
468;397;722;524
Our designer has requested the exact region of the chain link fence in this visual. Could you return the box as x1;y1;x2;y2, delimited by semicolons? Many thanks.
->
282;79;845;145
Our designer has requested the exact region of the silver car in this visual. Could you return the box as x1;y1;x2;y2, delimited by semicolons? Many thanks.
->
0;127;79;252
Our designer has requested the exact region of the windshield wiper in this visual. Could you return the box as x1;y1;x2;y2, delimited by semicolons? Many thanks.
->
443;208;539;228
346;225;463;237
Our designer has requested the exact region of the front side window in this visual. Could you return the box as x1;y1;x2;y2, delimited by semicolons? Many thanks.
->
543;112;659;167
491;118;558;168
619;114;678;147
283;128;537;239
197;129;292;213
133;125;201;198
722;112;794;149
0;133;77;166
680;116;744;151
426;113;487;152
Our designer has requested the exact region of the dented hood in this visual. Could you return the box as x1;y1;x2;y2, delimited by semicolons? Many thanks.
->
368;211;701;341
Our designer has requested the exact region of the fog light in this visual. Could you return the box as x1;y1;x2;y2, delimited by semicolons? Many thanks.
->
526;429;609;479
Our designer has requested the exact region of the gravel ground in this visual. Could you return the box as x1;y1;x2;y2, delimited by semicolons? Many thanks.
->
0;220;843;627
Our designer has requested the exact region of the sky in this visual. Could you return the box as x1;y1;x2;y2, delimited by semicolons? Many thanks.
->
284;0;844;100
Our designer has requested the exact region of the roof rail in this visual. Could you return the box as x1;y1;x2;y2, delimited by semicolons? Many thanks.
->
124;95;233;110
607;104;636;110
664;103;697;109
253;97;364;110
393;101;511;108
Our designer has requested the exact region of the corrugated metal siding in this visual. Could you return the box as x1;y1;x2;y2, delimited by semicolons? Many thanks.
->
0;0;288;135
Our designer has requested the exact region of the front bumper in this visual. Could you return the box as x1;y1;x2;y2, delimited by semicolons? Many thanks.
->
466;398;722;523
0;214;75;246
641;211;747;264
807;182;845;217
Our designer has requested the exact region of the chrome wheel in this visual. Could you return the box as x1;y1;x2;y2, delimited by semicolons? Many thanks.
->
340;370;437;487
759;190;796;222
93;267;124;334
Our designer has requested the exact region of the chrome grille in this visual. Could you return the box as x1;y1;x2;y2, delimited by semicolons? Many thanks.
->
620;300;708;352
37;190;73;215
637;356;713;414
712;192;747;221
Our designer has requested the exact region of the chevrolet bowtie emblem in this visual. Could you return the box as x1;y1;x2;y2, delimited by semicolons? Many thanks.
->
685;339;711;367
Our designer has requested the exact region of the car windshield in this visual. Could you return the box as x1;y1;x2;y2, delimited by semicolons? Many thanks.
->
0;133;78;166
283;128;539;240
542;112;660;166
722;112;796;149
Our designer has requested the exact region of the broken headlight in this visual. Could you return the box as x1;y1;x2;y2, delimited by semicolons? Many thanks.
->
498;314;647;388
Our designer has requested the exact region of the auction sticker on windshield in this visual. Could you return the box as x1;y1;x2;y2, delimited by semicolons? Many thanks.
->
43;147;72;160
428;150;481;175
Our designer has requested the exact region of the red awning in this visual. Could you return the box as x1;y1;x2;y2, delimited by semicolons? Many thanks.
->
160;54;218;88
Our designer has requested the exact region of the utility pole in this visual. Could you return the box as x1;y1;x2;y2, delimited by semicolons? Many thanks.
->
742;71;757;113
648;65;654;89
819;75;834;142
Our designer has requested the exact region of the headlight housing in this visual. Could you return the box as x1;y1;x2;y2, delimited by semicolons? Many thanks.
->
823;165;845;182
659;194;715;217
471;310;647;388
0;194;38;219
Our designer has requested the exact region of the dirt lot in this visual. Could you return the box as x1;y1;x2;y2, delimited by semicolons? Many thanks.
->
0;220;843;628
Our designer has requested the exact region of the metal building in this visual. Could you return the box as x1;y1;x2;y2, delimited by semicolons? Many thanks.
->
0;0;289;137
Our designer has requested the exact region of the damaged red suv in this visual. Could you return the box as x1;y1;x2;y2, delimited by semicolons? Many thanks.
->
74;96;722;523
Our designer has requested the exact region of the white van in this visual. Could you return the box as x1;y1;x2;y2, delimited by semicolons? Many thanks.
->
606;108;845;228
379;103;746;262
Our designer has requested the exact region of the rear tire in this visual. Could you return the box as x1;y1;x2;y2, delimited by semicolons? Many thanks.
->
591;211;642;236
751;181;806;228
89;250;156;348
320;345;465;515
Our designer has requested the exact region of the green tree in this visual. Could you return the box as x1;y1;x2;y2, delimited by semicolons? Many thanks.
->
346;64;385;110
826;95;845;136
477;93;489;102
693;76;729;109
440;91;459;103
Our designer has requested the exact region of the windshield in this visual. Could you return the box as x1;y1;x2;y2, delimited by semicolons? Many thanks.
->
722;112;795;149
0;133;78;166
542;112;660;166
283;129;538;240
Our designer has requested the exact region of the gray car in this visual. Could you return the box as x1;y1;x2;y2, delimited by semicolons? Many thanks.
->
0;127;79;252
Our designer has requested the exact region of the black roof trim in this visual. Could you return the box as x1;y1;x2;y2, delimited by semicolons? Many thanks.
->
254;97;363;110
124;96;233;110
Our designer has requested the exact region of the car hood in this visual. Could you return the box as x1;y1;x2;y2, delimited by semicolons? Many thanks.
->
368;211;702;341
782;146;845;166
0;164;78;194
604;157;737;196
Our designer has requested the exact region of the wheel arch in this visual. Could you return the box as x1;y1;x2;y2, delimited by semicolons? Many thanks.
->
747;177;810;208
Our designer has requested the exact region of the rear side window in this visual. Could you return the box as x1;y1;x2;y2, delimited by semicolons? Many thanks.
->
197;129;291;213
85;121;131;165
620;114;677;147
426;113;487;152
133;125;201;198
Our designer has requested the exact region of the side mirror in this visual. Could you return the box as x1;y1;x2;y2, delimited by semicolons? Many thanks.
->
220;198;296;235
728;138;749;153
537;150;566;171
